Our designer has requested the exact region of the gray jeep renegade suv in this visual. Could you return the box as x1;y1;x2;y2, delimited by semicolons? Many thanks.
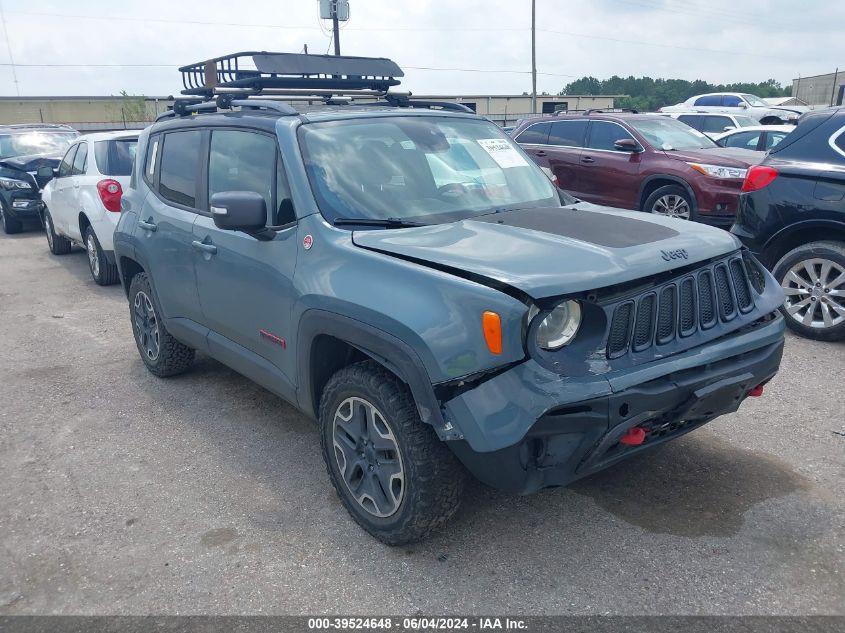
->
114;53;786;544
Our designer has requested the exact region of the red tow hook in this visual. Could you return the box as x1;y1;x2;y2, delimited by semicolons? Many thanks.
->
620;426;646;446
748;384;765;398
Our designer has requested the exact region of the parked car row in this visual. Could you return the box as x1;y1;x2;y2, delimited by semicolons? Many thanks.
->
660;92;807;125
0;53;838;543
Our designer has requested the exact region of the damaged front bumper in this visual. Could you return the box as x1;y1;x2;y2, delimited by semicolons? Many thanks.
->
442;313;785;494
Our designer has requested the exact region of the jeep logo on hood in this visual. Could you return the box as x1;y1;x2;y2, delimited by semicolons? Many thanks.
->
661;248;689;261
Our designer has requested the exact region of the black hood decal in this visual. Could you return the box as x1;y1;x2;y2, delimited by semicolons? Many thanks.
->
471;206;679;248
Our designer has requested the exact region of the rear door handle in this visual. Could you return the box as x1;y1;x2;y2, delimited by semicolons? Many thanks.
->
535;150;548;157
581;156;595;164
192;239;217;255
138;219;157;232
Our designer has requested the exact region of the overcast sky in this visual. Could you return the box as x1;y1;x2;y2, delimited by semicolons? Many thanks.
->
0;0;841;97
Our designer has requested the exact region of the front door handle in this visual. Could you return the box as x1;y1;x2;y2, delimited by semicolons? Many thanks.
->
138;219;157;232
192;239;217;255
581;156;595;164
535;150;548;157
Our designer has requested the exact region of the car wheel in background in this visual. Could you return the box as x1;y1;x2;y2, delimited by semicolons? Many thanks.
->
85;226;119;286
643;185;695;221
128;272;195;376
773;241;845;341
0;200;23;234
43;209;71;254
319;360;465;545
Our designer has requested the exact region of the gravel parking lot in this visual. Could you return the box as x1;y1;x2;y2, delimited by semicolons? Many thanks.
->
0;226;843;616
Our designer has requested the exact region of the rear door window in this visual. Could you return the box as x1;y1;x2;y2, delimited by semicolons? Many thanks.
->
677;115;703;130
71;141;88;175
723;131;761;150
586;121;635;151
693;95;721;107
548;120;587;147
515;122;551;145
159;130;203;208
722;95;743;107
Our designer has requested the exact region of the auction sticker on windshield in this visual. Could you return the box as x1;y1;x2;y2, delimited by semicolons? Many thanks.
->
477;138;529;168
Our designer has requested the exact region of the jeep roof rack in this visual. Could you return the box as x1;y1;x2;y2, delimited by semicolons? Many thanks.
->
180;51;404;98
155;51;475;121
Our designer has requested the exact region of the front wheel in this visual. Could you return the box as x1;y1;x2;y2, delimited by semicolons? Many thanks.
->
0;200;23;235
643;185;695;221
319;360;465;545
773;241;845;341
85;226;119;285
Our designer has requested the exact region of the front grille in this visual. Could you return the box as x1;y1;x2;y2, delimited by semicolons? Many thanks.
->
606;254;758;358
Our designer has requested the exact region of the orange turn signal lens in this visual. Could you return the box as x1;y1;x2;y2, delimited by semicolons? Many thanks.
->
482;311;502;355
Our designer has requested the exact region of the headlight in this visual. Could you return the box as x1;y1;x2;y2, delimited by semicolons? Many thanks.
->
534;300;582;350
687;163;747;180
0;177;32;190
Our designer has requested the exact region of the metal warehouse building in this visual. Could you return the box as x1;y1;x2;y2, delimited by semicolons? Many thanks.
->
0;94;619;130
792;71;845;107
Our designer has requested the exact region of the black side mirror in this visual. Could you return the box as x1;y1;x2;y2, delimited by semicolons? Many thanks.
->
37;166;55;179
210;191;267;233
614;138;640;152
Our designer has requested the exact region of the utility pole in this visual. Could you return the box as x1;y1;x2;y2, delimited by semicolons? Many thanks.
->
531;0;537;114
332;2;341;56
0;0;20;96
831;68;839;107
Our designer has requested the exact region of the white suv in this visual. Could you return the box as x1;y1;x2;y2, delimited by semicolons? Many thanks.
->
660;93;806;125
41;131;139;285
663;111;759;139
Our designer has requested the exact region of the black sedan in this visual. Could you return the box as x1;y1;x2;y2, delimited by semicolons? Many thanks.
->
732;107;845;341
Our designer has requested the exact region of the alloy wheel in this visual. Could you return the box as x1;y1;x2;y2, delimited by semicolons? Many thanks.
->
87;234;100;278
133;291;160;360
652;194;691;220
332;396;405;518
782;258;845;329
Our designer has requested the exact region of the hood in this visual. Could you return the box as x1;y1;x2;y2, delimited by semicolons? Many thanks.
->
0;153;62;172
662;147;758;167
352;205;741;299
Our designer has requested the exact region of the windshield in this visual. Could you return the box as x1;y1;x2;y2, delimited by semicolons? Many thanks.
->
734;116;758;127
299;116;558;225
630;118;717;150
742;94;768;107
0;131;78;159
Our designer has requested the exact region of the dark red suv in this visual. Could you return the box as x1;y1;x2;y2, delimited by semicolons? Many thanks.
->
513;112;760;226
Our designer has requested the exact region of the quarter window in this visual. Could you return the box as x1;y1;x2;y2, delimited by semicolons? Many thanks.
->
58;145;77;178
145;136;159;180
548;120;587;147
587;121;635;151
208;130;277;218
159;130;203;208
71;142;88;175
515;122;551;145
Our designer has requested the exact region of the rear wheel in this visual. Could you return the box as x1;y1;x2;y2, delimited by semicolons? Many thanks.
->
0;200;23;234
85;226;119;285
773;241;845;341
319;360;465;545
43;209;71;254
128;272;195;376
643;184;694;221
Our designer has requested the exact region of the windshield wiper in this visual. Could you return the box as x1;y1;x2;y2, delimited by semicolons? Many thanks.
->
333;217;428;228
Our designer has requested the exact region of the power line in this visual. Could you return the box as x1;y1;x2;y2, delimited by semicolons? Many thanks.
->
0;0;20;96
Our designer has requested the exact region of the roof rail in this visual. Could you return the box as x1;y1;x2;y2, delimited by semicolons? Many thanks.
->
582;108;639;115
363;94;475;113
179;51;403;98
155;94;300;121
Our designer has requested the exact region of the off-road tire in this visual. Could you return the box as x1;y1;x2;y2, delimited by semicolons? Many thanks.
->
0;200;23;235
319;360;465;545
128;272;195;376
85;226;119;286
43;209;71;254
643;184;696;221
772;241;845;341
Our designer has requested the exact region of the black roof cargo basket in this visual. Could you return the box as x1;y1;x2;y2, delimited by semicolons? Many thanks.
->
180;51;404;97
